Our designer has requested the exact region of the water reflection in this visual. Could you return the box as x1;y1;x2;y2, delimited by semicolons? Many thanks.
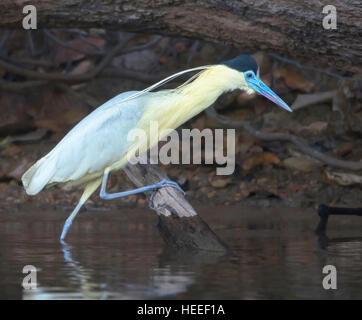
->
22;241;227;299
1;206;362;299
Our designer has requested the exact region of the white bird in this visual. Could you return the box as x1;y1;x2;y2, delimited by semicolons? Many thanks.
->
21;55;292;242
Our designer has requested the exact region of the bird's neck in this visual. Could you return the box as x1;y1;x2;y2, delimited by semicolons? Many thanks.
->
151;65;242;129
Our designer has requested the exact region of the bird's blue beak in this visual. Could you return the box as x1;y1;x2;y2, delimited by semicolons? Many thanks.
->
245;71;293;112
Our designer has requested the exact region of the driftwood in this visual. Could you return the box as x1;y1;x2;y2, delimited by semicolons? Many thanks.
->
1;0;361;72
123;163;228;253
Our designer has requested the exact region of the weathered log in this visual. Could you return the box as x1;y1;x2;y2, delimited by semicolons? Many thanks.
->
123;163;228;252
1;0;361;72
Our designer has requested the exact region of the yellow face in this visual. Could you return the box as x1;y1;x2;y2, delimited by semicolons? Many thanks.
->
194;65;249;94
205;65;259;95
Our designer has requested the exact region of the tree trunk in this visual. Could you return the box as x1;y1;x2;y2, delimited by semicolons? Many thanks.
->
2;0;361;72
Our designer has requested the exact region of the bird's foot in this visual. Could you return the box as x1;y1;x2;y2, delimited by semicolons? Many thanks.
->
149;179;185;210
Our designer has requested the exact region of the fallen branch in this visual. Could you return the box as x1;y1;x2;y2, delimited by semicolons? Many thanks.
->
205;106;362;171
0;79;48;92
291;90;337;111
269;54;357;81
100;68;164;83
0;36;133;83
44;30;161;57
123;163;228;252
43;29;105;56
0;34;164;89
0;67;163;92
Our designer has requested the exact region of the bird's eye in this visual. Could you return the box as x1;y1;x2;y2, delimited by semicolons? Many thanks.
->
246;72;253;79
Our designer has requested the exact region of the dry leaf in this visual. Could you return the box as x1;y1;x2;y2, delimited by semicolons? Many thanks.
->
33;119;64;133
242;152;280;172
8;159;31;181
286;181;308;194
208;172;232;188
298;121;328;135
0;145;22;157
322;171;362;186
333;142;353;157
291;91;336;110
70;60;93;75
0;93;34;136
10;128;48;143
173;41;186;53
55;37;105;64
275;67;314;92
283;156;322;172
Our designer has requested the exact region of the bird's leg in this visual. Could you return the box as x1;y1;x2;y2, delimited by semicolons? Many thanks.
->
60;177;102;243
99;169;185;201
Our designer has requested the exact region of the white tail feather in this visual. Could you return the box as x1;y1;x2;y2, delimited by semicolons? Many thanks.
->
22;155;56;195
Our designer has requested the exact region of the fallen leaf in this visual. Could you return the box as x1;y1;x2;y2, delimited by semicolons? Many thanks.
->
333;142;353;157
322;171;362;186
207;190;217;198
208;172;232;188
0;137;12;151
275;67;314;92
55;37;105;64
242;152;280;172
173;41;186;53
159;55;168;64
299;121;328;135
238;141;254;155
27;89;89;128
8;159;31;181
70;60;93;75
10;128;48;143
238;182;251;198
291;91;336;110
0;145;22;157
117;50;159;71
0;93;34;137
286;181;308;194
137;198;147;206
283;156;322;172
33;119;65;133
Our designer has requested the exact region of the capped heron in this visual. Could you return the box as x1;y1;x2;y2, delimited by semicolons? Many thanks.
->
21;54;292;242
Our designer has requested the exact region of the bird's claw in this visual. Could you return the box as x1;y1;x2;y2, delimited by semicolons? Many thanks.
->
149;179;185;210
156;179;185;195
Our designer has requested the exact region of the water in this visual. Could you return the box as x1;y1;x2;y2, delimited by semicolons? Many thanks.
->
1;206;362;299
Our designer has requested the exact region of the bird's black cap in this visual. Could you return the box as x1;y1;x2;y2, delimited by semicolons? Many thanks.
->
222;55;258;75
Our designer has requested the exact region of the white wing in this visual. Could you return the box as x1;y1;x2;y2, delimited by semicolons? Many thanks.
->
22;91;147;195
